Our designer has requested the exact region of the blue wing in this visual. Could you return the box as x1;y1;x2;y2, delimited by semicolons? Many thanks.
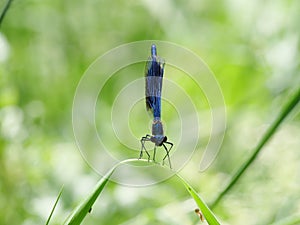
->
145;53;165;119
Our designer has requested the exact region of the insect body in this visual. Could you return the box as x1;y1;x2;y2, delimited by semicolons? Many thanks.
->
139;44;173;168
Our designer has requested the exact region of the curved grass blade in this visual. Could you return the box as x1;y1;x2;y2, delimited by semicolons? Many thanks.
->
176;174;221;225
63;158;221;224
46;185;64;225
211;87;300;208
63;159;140;225
63;167;115;225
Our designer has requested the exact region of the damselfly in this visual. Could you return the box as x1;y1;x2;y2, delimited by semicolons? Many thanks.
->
139;44;173;168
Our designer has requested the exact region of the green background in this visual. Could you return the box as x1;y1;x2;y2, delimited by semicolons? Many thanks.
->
0;0;299;224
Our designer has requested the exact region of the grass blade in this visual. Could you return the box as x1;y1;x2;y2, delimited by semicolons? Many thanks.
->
176;174;221;225
63;159;139;225
62;158;220;224
0;0;14;28
211;87;300;208
46;185;64;225
63;168;115;225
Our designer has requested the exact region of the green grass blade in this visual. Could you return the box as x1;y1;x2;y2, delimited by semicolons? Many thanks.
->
0;0;14;28
63;159;140;225
63;168;115;225
176;174;221;225
46;185;64;225
63;159;220;224
211;87;300;208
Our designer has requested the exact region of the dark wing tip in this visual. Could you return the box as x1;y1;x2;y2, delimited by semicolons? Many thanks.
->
146;96;154;113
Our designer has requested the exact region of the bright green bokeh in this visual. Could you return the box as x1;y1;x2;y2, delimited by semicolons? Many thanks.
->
0;0;299;224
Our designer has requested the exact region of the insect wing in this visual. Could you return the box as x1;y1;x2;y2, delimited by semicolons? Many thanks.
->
145;56;165;118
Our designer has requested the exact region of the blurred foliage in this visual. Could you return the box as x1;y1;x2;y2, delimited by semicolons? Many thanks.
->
0;0;299;225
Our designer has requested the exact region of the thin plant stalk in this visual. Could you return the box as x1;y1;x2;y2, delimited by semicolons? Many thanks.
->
46;185;64;225
0;0;14;28
211;87;300;208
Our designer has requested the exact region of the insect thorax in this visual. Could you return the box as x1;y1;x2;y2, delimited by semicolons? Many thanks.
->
151;119;167;146
152;118;164;135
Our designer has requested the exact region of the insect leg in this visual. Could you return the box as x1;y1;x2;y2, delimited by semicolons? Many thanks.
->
153;146;157;161
162;141;173;169
140;135;151;161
